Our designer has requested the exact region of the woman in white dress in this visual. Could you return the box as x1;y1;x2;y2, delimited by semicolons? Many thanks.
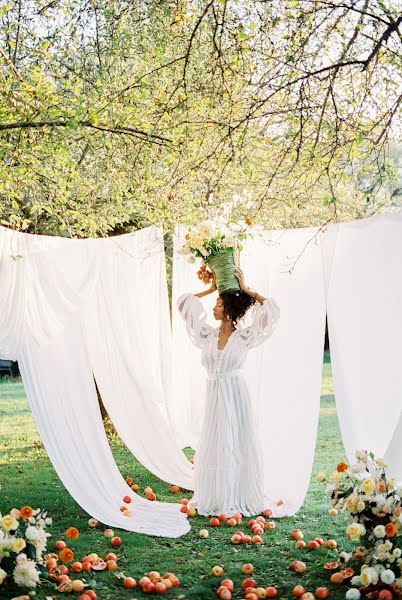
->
177;266;280;517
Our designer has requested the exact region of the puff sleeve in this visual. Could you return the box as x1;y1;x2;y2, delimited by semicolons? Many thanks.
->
238;297;280;349
177;293;214;349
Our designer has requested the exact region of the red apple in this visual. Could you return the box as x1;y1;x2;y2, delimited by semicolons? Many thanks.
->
147;492;156;501
326;539;337;549
106;552;117;561
307;540;320;550
111;536;122;546
294;561;306;574
231;534;242;544
219;514;228;522
155;582;167;594
242;563;254;575
212;565;224;577
55;540;66;550
315;537;324;546
296;540;307;549
144;486;153;495
210;517;220;527
251;535;263;544
125;477;134;485
227;517;237;527
170;485;180;493
104;528;114;538
123;577;136;588
71;562;82;573
106;559;117;571
266;587;278;598
123;495;131;503
131;484;139;492
315;587;330;598
72;580;85;592
293;586;305;598
291;529;304;540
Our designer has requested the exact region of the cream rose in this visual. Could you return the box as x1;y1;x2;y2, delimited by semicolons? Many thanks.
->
1;515;19;531
0;568;7;584
316;472;326;482
362;478;375;495
373;525;386;538
12;538;26;553
347;522;365;541
380;569;396;584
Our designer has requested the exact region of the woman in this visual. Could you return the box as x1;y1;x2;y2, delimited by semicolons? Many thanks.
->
177;266;280;517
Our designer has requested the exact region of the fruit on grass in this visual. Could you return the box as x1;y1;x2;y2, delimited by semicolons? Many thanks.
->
171;485;180;493
71;580;85;592
242;563;254;575
328;508;338;516
78;595;91;600
187;508;197;517
263;509;272;517
104;529;114;538
155;582;167;594
294;561;307;574
292;585;305;597
245;594;258;600
220;578;234;591
111;536;122;546
296;541;307;549
242;578;257;590
144;487;153;495
219;514;229;522
142;581;155;593
147;492;157;501
217;587;232;599
126;477;134;485
315;537;324;546
55;540;66;550
326;539;337;549
85;591;97;600
92;558;107;571
307;540;320;550
330;572;343;583
212;566;224;577
315;587;330;598
198;529;209;538
255;587;267;598
210;517;220;527
243;534;252;543
291;529;304;540
180;505;188;513
88;518;98;528
301;594;315;600
231;534;242;544
251;535;263;544
71;562;82;573
106;552;117;561
123;577;137;588
180;498;189;505
266;587;278;597
106;560;117;571
148;571;161;580
226;517;237;527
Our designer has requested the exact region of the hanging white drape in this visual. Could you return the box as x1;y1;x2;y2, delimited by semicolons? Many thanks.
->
172;225;327;516
0;225;190;537
323;212;402;479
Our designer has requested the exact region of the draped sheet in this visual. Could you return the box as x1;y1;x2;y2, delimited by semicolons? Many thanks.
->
172;225;327;516
323;213;402;479
0;225;190;537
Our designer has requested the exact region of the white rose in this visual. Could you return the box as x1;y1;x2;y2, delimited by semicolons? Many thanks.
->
346;589;361;600
374;564;385;573
357;500;366;512
0;568;7;584
374;525;386;538
356;450;368;463
376;458;387;468
380;569;396;584
350;576;361;586
16;553;27;564
351;463;366;474
393;548;402;557
45;518;52;526
25;526;39;541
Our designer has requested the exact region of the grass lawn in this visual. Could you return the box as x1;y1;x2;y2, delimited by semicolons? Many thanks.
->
0;352;355;599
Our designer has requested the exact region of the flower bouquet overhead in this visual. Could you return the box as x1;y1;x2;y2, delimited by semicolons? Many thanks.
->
179;218;255;294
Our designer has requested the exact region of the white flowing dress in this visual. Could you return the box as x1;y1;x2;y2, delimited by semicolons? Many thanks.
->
177;293;280;516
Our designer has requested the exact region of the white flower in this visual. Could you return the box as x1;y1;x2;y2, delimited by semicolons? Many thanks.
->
356;450;368;463
376;458;387;468
360;567;378;586
374;564;385;573
16;553;27;564
350;462;366;474
373;525;386;538
221;235;237;248
0;568;7;584
197;221;216;239
350;575;361;586
25;526;39;541
13;560;39;587
357;500;366;512
393;548;402;557
380;569;396;584
189;235;204;251
346;589;361;600
45;518;52;526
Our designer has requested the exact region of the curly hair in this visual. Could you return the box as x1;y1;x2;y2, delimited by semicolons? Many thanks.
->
219;291;256;328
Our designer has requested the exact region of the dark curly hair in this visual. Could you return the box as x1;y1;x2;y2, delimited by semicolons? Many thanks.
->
219;291;256;328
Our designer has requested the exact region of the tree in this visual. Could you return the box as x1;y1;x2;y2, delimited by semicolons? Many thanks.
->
0;0;401;236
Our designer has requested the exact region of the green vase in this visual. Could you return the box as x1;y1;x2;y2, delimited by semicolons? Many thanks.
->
206;249;241;293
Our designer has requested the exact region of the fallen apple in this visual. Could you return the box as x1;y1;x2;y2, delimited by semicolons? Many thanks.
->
198;529;209;538
211;566;224;577
242;563;254;575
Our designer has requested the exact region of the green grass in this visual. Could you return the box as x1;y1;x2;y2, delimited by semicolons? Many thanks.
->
0;352;355;599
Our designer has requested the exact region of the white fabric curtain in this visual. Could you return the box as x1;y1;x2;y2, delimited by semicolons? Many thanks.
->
0;225;190;537
172;225;327;516
323;213;402;479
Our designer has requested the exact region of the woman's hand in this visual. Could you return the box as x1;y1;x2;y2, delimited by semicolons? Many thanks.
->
209;271;217;293
235;266;249;293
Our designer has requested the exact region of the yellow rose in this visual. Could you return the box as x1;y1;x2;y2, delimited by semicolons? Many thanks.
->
12;538;26;553
360;570;372;586
347;522;363;541
330;471;341;483
362;478;375;495
1;515;19;531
